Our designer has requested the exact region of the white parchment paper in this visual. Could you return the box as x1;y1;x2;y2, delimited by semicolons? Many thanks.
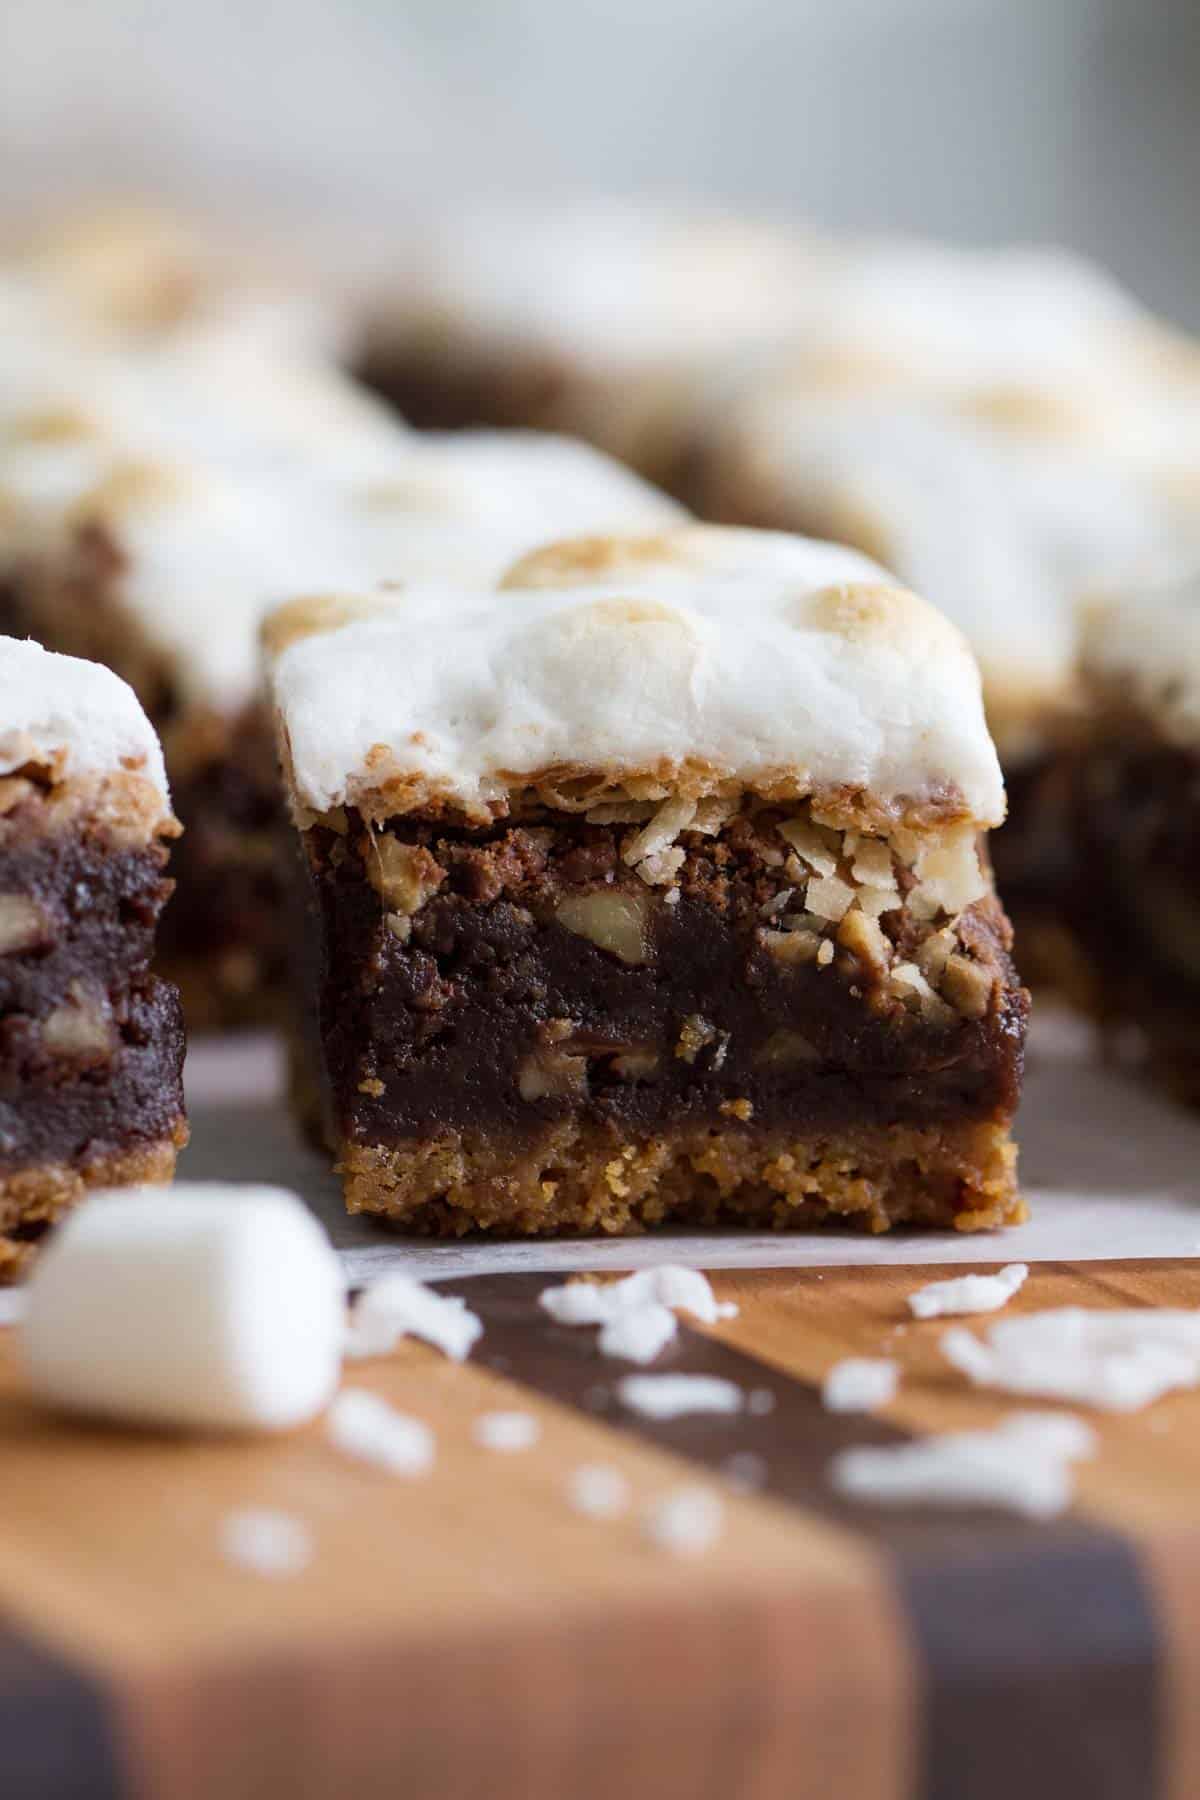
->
179;1009;1200;1285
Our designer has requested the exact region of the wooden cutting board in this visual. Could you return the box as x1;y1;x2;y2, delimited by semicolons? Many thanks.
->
1;1259;1198;1800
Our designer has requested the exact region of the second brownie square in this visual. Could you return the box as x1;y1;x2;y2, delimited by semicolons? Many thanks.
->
270;526;1028;1237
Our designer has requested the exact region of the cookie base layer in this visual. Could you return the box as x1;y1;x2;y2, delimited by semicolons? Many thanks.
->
336;1116;1022;1237
0;1123;188;1281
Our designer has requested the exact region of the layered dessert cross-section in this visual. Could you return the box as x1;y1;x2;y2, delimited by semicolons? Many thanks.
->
270;524;1027;1237
0;638;187;1276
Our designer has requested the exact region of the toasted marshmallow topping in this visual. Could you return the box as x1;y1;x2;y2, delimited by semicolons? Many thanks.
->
712;387;1200;755
272;525;1004;829
0;636;168;798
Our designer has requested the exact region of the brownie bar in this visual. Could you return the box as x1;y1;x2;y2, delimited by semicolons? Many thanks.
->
0;640;187;1274
1068;574;1200;1099
271;524;1025;1235
297;803;1023;1234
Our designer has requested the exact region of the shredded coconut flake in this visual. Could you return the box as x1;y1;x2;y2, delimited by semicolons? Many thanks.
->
598;1302;678;1365
327;1389;435;1475
472;1410;541;1453
539;1265;736;1330
777;817;837;877
617;1373;744;1420
344;1274;483;1362
942;1307;1200;1411
643;1487;724;1556
568;1464;631;1519
539;1266;736;1365
831;1412;1096;1519
822;1357;899;1414
220;1508;312;1578
909;1263;1029;1320
747;1387;776;1416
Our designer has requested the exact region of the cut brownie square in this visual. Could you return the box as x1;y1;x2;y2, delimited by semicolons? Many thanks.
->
1072;569;1200;1098
0;638;187;1276
0;221;683;1025
270;524;1027;1236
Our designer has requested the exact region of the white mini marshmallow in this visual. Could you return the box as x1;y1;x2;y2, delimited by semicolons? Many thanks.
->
21;1184;344;1432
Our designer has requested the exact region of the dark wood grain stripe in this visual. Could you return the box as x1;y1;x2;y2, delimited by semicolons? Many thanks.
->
458;1273;1161;1800
0;1619;122;1800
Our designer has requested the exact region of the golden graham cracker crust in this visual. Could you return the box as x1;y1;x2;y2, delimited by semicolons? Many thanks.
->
336;1118;1022;1239
0;1123;188;1282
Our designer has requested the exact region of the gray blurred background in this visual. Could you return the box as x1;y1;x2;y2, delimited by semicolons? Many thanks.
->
1;0;1197;323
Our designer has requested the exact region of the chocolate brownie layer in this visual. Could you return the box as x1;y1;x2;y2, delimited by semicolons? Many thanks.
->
0;977;185;1166
298;808;1025;1232
0;807;186;1176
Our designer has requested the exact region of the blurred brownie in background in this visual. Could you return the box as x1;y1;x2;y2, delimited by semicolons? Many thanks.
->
687;241;1200;982
357;202;827;493
0;210;684;1026
1072;567;1200;1099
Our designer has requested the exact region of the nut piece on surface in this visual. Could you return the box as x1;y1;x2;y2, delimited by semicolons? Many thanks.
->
941;953;994;1019
0;893;51;954
837;909;893;978
41;981;113;1060
519;1027;590;1102
804;875;856;923
367;835;445;916
760;927;821;965
555;889;650;965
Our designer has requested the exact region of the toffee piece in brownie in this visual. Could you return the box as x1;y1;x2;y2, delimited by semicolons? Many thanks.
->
270;524;1026;1236
0;638;187;1276
1071;570;1200;1099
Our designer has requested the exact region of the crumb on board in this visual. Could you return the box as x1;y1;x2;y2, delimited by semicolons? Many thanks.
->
327;1389;435;1476
220;1508;313;1578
